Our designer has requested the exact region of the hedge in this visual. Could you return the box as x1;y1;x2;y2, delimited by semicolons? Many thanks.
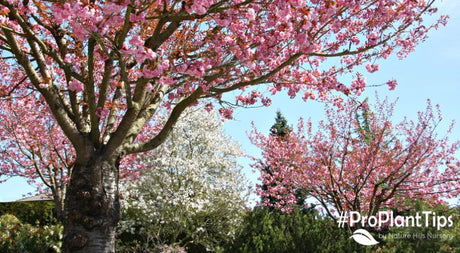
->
0;200;57;226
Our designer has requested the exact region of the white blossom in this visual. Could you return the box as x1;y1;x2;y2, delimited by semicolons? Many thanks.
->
118;107;249;251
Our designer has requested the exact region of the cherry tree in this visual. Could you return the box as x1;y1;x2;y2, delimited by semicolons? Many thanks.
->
0;94;144;221
0;95;73;220
118;107;248;252
0;0;445;251
250;97;460;219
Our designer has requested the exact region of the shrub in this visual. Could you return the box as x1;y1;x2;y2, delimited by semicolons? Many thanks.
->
228;207;363;253
0;214;63;253
117;108;248;252
375;203;460;253
0;200;57;225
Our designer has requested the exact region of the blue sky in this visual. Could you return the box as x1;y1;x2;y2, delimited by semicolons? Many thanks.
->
0;0;459;202
223;0;460;204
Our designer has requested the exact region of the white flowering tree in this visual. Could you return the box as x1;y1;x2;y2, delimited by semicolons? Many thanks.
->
117;108;249;252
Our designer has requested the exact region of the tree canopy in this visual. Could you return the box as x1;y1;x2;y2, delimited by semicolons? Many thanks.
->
118;107;248;252
0;0;445;251
251;97;459;217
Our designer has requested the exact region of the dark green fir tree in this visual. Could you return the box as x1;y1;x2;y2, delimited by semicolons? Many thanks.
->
270;110;290;137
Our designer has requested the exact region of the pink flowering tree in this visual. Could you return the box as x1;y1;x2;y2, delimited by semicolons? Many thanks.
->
0;95;73;220
250;97;460;219
0;94;146;221
0;0;445;251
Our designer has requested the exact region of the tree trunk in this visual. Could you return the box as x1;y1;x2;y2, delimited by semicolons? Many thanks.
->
62;153;120;253
53;190;65;222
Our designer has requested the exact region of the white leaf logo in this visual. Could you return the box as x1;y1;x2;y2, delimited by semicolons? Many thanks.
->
350;229;379;246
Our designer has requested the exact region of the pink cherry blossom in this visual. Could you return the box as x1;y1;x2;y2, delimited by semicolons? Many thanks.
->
250;97;459;216
0;0;445;250
366;63;380;73
387;79;398;90
69;79;84;92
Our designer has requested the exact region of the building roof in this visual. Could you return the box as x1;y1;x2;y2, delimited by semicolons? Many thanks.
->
14;193;53;202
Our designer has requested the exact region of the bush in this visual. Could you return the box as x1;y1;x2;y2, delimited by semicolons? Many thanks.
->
375;203;460;253
0;200;57;225
117;108;248;253
0;214;63;253
228;207;363;253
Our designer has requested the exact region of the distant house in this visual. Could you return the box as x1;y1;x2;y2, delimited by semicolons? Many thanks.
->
14;193;53;202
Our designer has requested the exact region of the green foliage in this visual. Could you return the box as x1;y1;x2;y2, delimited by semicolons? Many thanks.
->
0;200;57;226
228;202;460;253
117;206;242;253
0;214;63;253
116;240;186;253
375;203;460;253
228;207;362;253
270;111;290;137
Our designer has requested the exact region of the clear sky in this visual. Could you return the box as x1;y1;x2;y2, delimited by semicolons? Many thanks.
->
222;0;460;205
0;0;459;203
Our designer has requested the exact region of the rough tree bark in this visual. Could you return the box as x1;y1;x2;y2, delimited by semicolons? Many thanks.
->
63;149;121;253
